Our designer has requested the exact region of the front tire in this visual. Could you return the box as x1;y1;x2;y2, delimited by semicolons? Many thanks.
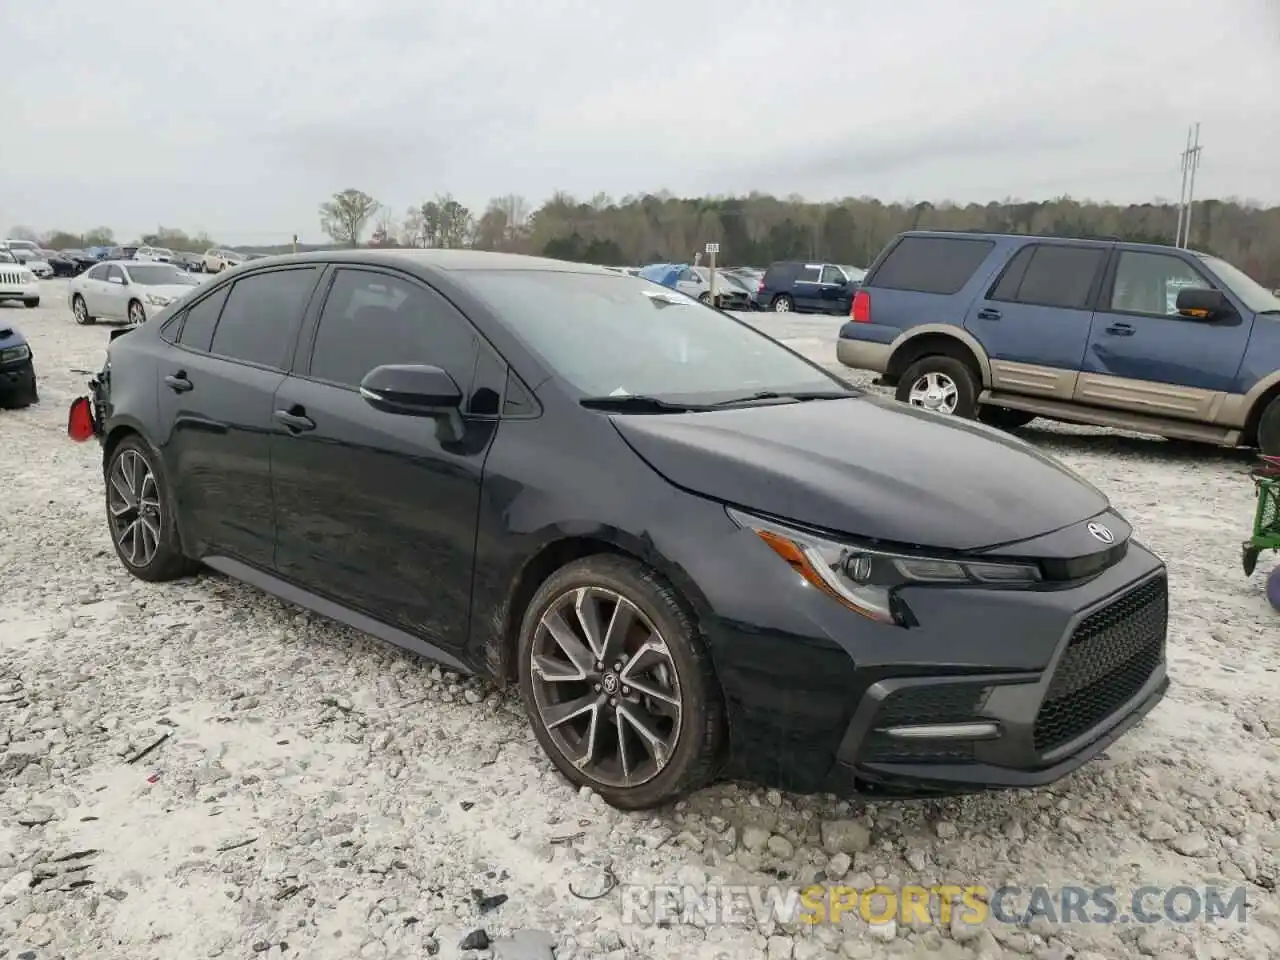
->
896;355;979;418
1258;397;1280;457
517;555;725;810
23;298;38;309
127;299;146;324
104;436;199;582
72;294;95;325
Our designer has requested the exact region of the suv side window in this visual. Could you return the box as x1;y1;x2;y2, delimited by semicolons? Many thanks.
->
209;267;320;367
177;286;231;352
989;243;1104;310
1108;251;1215;318
871;236;995;295
820;265;845;284
307;268;479;396
105;265;124;283
796;265;821;283
86;264;108;281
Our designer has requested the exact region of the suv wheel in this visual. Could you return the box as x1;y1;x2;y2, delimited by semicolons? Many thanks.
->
978;406;1036;430
771;295;793;312
1259;397;1280;457
897;356;979;418
518;555;725;810
104;436;199;582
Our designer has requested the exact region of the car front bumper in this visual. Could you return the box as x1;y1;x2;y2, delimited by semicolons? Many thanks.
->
0;281;40;303
688;511;1170;798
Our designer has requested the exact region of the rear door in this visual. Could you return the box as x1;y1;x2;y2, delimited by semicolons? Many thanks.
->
1075;248;1254;419
962;241;1109;397
156;266;323;567
269;266;499;655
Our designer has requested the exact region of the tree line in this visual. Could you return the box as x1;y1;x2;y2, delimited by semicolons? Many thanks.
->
12;190;1280;285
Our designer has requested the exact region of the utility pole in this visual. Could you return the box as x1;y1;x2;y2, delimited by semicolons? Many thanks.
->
1175;126;1191;248
1181;122;1202;249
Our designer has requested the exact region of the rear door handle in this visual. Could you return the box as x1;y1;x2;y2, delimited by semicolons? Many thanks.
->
1105;323;1135;336
273;408;316;433
164;373;193;393
976;308;1001;321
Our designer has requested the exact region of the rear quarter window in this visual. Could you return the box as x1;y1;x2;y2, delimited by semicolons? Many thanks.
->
869;236;995;295
763;262;797;286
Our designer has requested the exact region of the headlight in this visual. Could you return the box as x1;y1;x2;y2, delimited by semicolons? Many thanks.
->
144;294;173;307
727;507;1041;625
0;344;32;363
20;271;34;282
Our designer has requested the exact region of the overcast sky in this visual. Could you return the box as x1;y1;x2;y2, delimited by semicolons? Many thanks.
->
5;0;1278;244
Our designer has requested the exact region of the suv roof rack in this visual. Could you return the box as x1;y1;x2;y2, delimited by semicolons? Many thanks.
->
931;228;1126;242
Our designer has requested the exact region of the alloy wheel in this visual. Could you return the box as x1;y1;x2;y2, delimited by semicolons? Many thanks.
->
907;371;959;414
73;297;88;324
529;586;683;789
773;298;791;312
107;449;162;567
128;301;145;324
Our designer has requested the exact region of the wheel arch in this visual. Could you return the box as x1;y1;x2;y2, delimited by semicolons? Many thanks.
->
485;530;713;687
884;326;991;388
1239;372;1280;447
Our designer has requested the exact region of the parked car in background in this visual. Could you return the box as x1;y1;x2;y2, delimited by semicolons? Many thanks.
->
638;263;751;309
0;322;38;408
68;260;201;326
757;261;861;314
40;249;80;277
202;248;244;272
105;245;139;261
3;239;43;262
67;249;1169;809
60;250;103;274
23;254;54;279
837;230;1280;455
86;246;112;261
0;250;39;308
171;252;204;272
136;246;176;263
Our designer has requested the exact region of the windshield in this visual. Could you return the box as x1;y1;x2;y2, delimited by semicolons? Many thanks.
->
841;265;867;282
6;241;38;252
0;251;16;263
467;270;846;401
125;265;198;286
152;248;175;257
1196;254;1280;313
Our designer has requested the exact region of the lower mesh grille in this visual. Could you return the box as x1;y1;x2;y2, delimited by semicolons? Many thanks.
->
1033;575;1167;753
861;683;988;764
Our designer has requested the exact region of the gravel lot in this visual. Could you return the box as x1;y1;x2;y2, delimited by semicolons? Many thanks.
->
1;281;1278;960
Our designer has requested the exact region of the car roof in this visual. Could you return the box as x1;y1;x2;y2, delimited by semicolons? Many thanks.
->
894;229;1204;255
227;248;618;276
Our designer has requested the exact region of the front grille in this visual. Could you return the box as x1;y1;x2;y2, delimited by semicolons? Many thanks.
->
861;682;988;764
0;271;24;285
1033;575;1166;753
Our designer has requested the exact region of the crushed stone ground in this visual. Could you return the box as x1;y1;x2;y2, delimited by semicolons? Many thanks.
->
1;285;1278;959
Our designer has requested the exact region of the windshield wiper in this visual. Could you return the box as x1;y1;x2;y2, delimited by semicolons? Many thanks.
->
579;395;706;413
711;389;860;407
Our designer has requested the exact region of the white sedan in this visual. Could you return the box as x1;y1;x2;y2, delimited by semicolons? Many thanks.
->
67;260;201;325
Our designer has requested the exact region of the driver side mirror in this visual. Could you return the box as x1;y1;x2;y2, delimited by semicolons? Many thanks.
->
360;364;462;415
1176;287;1231;320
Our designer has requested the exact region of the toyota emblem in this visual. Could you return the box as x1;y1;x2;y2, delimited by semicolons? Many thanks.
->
1087;521;1115;544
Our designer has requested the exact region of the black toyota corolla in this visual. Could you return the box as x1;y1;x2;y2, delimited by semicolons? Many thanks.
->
67;250;1169;810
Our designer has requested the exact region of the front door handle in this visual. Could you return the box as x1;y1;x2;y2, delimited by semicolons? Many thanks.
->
274;408;316;433
164;373;193;393
976;308;1002;321
1105;323;1135;336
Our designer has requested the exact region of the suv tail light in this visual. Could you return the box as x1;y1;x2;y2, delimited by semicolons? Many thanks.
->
757;277;765;293
851;289;871;323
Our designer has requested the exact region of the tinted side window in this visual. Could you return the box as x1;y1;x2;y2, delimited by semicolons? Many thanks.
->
1109;251;1214;317
820;265;845;284
871;237;995;295
105;265;124;282
762;263;793;287
86;264;108;280
796;265;821;282
989;246;1034;301
308;269;478;391
993;244;1104;310
209;268;319;367
177;286;231;353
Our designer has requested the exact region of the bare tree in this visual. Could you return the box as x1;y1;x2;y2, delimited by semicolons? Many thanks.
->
493;195;529;243
318;189;380;247
402;207;426;247
6;225;40;242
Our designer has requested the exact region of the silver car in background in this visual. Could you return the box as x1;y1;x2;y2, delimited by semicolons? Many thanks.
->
68;261;201;325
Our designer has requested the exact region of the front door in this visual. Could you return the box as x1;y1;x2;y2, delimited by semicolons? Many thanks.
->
792;263;824;311
156;266;322;567
270;266;498;656
962;241;1109;396
817;264;854;315
99;264;130;320
1076;249;1254;419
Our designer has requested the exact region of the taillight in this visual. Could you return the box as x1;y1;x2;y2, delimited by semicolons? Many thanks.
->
851;289;871;323
67;397;95;442
757;278;765;293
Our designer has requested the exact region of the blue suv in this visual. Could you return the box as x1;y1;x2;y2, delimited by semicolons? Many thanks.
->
837;231;1280;455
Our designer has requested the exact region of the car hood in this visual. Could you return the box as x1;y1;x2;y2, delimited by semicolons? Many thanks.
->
0;325;28;349
609;394;1110;551
24;259;50;269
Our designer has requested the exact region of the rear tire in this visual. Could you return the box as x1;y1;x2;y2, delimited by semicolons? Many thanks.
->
771;294;794;313
978;406;1036;430
698;292;711;304
896;355;979;419
104;435;199;582
1258;397;1280;457
517;554;726;810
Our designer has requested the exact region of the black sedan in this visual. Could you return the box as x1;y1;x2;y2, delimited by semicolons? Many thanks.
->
41;250;81;277
66;250;1169;809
